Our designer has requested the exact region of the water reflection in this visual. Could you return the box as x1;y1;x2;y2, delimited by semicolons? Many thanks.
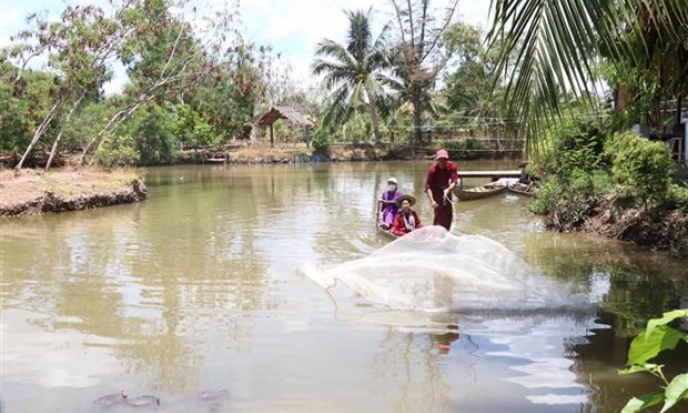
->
1;161;686;413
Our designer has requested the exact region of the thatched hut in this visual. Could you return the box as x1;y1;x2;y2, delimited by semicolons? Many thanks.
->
256;106;316;147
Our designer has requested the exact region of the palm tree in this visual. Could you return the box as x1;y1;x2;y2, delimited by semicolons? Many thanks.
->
312;8;391;143
487;0;688;155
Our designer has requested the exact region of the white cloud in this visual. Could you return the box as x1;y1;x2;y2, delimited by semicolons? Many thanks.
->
236;0;371;81
0;11;22;47
2;0;491;94
237;0;492;88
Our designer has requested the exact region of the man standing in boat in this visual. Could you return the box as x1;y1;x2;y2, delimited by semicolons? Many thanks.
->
425;149;458;231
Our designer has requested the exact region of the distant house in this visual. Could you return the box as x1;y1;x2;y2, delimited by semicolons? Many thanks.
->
256;106;316;147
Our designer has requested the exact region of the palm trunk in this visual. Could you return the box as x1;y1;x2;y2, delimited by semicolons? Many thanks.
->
367;102;382;143
363;85;382;143
412;93;422;145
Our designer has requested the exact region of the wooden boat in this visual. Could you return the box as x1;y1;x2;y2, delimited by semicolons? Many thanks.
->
375;215;399;240
507;182;539;197
453;181;506;201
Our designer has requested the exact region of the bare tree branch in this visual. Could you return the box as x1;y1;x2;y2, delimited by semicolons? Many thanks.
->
46;89;87;170
420;0;458;62
15;99;65;171
389;0;408;45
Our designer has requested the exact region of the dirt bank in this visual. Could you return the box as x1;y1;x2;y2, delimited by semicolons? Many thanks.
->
542;195;688;257
0;169;148;218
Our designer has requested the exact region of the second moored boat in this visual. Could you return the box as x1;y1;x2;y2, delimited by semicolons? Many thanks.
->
453;181;507;201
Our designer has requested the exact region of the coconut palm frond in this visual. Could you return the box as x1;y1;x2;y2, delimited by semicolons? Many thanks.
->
372;20;394;52
373;93;394;120
312;60;352;77
322;83;354;126
313;39;358;69
320;67;358;90
488;0;688;155
487;0;622;154
345;8;373;60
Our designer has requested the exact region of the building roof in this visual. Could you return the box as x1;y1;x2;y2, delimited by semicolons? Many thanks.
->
257;106;315;128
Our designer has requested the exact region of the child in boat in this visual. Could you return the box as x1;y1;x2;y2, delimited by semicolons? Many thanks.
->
378;177;403;229
391;194;423;236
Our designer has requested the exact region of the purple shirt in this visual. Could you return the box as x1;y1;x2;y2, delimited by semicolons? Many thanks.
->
380;189;402;215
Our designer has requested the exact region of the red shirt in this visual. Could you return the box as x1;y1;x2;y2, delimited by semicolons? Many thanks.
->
425;161;459;195
391;210;423;236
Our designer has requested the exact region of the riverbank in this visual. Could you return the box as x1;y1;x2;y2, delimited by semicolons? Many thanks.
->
0;141;522;169
195;143;393;164
0;169;148;218
533;163;688;257
127;142;522;165
539;195;688;257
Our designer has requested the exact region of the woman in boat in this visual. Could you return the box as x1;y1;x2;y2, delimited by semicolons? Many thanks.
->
391;194;423;236
378;177;403;229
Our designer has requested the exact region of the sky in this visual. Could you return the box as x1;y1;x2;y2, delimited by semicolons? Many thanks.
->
1;0;492;94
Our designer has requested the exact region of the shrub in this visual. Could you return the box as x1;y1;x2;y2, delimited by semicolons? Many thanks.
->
311;127;331;154
667;183;688;213
605;131;674;204
119;104;177;165
174;104;221;147
539;117;609;175
530;169;613;228
530;175;563;215
93;134;140;167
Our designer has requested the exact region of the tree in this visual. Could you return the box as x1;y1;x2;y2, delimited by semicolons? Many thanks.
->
437;22;520;148
388;0;459;144
190;36;276;141
487;0;688;155
7;2;132;171
265;61;323;118
441;22;506;119
76;0;266;164
0;60;56;153
79;0;210;164
383;44;439;137
2;0;278;167
312;8;391;143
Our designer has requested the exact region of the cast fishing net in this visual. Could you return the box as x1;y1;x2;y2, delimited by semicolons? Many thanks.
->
300;226;581;316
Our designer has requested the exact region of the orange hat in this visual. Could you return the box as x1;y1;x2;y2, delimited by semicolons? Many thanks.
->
435;149;449;160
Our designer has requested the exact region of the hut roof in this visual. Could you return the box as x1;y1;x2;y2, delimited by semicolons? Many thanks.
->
257;106;315;128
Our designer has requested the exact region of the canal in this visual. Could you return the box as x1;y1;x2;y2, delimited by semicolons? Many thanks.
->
1;161;686;413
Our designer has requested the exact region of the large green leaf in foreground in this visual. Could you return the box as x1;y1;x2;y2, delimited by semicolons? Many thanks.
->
627;325;684;366
621;392;665;413
661;373;688;413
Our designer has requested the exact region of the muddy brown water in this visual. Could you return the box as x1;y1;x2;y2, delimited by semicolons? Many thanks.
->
1;161;687;413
